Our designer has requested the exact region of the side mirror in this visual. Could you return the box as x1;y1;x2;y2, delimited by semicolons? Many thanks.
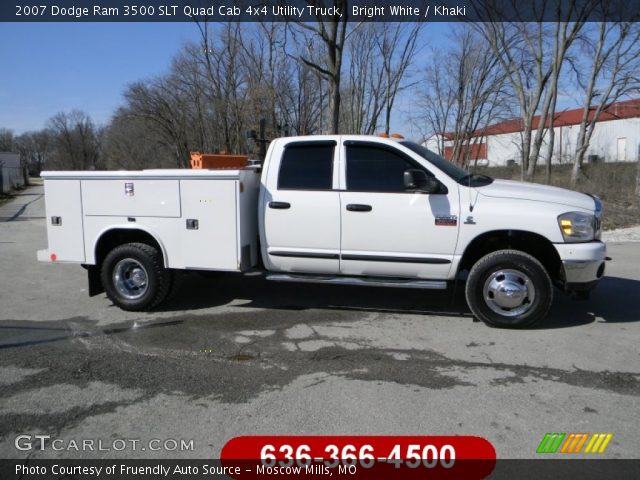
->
403;169;440;194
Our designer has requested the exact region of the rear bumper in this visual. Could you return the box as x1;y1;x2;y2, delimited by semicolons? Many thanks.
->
554;241;607;288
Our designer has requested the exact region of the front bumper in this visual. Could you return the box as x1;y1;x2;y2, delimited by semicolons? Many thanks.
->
554;241;607;289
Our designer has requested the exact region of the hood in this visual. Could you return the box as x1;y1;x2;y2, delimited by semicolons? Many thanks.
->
477;179;595;211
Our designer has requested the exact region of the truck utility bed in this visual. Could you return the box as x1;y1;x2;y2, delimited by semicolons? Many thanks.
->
38;169;260;271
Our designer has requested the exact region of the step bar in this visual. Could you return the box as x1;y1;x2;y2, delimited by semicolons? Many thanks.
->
266;273;447;290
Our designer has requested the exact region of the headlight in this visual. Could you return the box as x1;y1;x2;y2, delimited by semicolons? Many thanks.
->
558;212;595;242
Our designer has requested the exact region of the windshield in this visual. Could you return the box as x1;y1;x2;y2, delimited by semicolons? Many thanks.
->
399;141;468;182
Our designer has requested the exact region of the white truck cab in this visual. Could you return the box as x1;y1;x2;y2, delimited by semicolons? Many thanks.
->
38;135;606;328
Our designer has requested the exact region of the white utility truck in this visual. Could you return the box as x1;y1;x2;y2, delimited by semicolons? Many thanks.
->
38;135;606;328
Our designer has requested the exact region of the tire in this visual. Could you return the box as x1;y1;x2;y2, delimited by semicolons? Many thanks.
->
100;242;170;311
465;249;552;328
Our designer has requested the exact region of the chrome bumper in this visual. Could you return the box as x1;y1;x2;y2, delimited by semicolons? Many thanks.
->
554;242;607;286
562;259;605;284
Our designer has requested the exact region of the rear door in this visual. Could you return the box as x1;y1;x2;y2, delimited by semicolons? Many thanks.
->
339;140;459;279
261;139;340;274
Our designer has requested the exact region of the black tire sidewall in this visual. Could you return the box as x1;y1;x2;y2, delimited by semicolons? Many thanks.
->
101;243;163;311
466;251;552;328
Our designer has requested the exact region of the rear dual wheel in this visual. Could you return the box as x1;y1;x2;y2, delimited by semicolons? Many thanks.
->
465;250;553;328
101;242;171;311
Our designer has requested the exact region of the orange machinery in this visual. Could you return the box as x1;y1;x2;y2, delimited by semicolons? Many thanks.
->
190;152;249;170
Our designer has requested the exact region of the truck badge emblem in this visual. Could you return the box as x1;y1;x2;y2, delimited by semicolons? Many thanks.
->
435;215;457;226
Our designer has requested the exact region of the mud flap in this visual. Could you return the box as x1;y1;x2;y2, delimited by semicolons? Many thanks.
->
85;265;104;297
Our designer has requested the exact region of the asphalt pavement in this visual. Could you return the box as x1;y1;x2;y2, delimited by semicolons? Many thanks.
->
0;185;638;461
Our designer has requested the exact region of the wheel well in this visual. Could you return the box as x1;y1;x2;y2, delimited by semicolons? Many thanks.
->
458;230;562;280
94;229;165;268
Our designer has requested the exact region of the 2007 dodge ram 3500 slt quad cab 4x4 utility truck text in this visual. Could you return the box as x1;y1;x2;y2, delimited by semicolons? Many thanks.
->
37;135;606;328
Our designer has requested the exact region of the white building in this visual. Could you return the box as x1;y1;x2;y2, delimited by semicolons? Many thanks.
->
424;99;640;167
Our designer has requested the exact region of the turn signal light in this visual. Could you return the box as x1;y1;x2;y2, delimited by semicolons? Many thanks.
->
560;219;573;235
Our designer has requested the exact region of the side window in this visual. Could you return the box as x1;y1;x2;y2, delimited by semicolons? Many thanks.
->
278;144;334;190
346;145;418;192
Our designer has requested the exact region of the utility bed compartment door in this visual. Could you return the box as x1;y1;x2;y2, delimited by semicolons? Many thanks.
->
180;179;239;270
43;179;85;262
82;180;181;217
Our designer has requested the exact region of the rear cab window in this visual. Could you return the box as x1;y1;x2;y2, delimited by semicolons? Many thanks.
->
278;142;336;190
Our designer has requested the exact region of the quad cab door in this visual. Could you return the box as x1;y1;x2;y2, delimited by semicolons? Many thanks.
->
261;139;341;274
339;140;460;279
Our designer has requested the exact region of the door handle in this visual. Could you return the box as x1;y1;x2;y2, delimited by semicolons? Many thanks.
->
346;204;372;212
269;201;291;209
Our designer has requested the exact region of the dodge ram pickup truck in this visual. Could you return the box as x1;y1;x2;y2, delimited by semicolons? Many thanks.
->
37;135;606;328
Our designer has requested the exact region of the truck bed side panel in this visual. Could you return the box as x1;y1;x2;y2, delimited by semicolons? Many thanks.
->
82;179;181;217
43;179;85;263
180;179;239;270
238;170;260;269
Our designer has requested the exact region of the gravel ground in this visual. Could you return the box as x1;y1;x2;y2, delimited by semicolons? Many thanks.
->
603;225;640;242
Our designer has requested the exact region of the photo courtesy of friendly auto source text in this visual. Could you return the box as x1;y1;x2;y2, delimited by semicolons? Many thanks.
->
0;0;639;478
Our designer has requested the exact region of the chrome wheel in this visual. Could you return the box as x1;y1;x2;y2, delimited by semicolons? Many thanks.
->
483;269;535;317
113;258;148;300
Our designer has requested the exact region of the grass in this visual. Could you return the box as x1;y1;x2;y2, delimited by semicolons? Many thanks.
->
470;162;640;230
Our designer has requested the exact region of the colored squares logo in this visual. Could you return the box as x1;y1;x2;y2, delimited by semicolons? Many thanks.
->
537;433;613;454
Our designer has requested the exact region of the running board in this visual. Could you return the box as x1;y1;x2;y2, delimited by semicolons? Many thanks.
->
266;274;447;290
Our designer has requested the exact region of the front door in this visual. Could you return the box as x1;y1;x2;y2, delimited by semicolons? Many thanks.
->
262;140;341;274
339;141;459;279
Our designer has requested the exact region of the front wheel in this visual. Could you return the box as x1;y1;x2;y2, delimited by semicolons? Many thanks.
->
100;242;170;311
465;250;552;328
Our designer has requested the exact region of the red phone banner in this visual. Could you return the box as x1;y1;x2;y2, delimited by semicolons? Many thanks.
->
221;435;496;479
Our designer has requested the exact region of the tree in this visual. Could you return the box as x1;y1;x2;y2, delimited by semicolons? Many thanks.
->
415;25;509;168
414;52;456;155
478;22;545;178
378;23;421;134
477;0;594;180
47;110;100;170
570;20;640;185
288;0;349;133
15;130;52;176
125;76;191;168
101;108;175;170
342;23;420;135
0;128;14;151
342;23;386;134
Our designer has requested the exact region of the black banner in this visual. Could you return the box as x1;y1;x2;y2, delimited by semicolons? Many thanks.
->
2;459;640;480
2;0;640;23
